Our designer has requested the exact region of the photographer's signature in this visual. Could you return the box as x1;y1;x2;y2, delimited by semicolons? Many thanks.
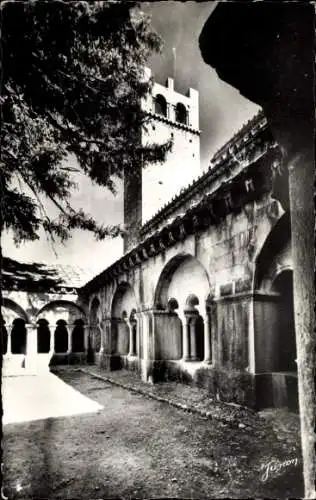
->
260;457;299;482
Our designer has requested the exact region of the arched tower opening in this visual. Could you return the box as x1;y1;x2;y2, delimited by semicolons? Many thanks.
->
154;94;167;117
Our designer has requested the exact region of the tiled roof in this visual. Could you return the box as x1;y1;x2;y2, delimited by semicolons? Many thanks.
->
2;257;96;292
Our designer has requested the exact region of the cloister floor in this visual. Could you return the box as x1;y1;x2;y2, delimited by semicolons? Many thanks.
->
2;368;303;499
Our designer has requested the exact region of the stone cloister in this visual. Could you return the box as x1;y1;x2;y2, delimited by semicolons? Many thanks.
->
2;293;89;375
2;109;298;411
75;112;298;410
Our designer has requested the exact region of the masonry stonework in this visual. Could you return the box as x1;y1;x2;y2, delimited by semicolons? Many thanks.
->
2;90;297;412
79;111;297;410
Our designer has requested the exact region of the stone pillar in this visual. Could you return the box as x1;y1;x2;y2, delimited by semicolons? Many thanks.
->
67;324;72;354
202;311;212;364
26;324;37;373
140;309;166;383
287;151;315;499
127;320;134;356
49;324;54;353
6;324;12;355
135;320;139;357
179;314;190;361
99;323;104;354
140;311;150;382
247;300;255;374
104;319;112;354
135;312;143;359
83;324;89;353
26;324;37;355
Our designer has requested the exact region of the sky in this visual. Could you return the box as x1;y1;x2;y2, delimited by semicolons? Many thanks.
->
3;1;260;274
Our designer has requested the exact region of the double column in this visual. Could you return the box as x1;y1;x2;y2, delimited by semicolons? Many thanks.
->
125;319;137;357
179;307;212;363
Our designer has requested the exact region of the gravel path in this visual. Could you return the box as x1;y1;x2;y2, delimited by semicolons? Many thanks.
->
3;369;303;499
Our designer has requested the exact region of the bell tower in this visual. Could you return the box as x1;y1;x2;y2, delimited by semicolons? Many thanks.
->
124;68;201;253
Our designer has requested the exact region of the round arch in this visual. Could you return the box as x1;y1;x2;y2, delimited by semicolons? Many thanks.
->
154;253;211;310
154;94;167;116
253;212;291;291
90;296;101;323
111;282;138;319
1;298;29;323
36;300;86;323
175;102;187;124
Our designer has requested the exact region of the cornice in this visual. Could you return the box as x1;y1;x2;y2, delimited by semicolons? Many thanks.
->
141;111;272;236
146;110;201;135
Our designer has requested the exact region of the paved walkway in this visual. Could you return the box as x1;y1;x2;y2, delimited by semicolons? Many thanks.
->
3;369;303;499
2;372;103;425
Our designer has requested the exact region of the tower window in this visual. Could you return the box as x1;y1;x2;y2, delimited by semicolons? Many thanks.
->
154;94;167;117
175;103;187;124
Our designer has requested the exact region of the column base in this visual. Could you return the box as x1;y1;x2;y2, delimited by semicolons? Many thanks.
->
202;358;212;365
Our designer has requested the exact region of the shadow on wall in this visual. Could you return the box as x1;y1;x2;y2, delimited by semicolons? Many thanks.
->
2;257;64;291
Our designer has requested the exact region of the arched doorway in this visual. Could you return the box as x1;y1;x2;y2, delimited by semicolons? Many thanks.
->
11;318;27;354
253;212;297;409
272;270;296;372
54;320;68;353
1;300;29;374
37;319;51;353
185;294;205;362
72;319;85;353
154;254;211;362
111;283;138;357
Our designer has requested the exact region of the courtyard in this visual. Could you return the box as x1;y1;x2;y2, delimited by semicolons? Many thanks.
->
2;369;303;499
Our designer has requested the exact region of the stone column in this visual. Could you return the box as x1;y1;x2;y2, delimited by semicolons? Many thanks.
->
26;324;37;355
83;324;89;353
179;313;190;361
99;323;104;354
6;324;12;355
135;312;143;359
127;320;134;356
287;151;315;499
67;324;72;354
141;311;150;382
247;300;255;374
202;311;212;364
104;319;112;354
49;324;54;353
26;324;37;373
